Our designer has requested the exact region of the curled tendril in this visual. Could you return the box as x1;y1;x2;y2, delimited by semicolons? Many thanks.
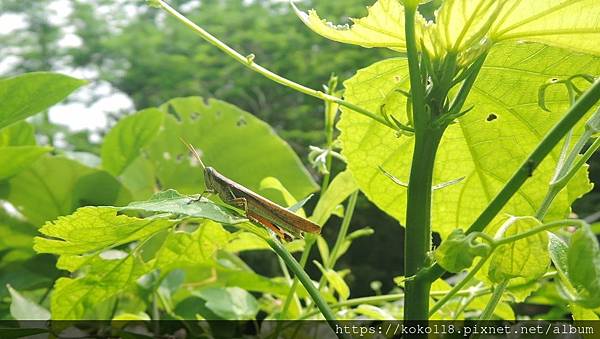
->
379;87;415;136
538;74;597;112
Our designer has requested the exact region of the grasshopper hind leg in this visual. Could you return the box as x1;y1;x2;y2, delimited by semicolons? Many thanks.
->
229;197;291;241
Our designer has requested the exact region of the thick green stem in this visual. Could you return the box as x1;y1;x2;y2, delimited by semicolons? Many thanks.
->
404;129;443;320
402;2;440;322
267;237;342;336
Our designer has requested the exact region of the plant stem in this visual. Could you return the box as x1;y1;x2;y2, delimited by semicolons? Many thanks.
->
326;191;359;269
267;237;342;336
320;76;339;196
429;254;492;316
300;288;491;320
426;79;600;282
477;279;509;321
496;219;586;246
537;116;600;219
404;129;443;321
155;0;395;131
402;2;440;322
313;191;358;309
279;235;315;319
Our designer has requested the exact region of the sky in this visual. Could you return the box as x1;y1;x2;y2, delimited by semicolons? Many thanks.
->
0;0;137;132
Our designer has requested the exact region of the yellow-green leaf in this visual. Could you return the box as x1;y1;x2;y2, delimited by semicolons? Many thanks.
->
293;0;415;51
34;207;176;255
491;0;600;56
487;216;549;283
338;43;598;238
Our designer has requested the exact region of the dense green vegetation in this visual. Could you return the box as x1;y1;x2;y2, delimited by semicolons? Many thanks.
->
1;0;600;336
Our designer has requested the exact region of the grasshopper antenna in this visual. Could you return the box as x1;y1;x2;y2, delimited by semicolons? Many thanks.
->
179;137;206;170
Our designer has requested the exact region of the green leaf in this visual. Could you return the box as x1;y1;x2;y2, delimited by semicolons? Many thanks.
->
101;108;163;176
225;231;270;252
145;97;316;204
314;262;350;301
423;0;504;63
487;216;549;283
293;0;412;51
0;210;37;261
119;157;156;200
548;232;569;278
193;287;258;320
568;224;600;308
153;221;231;270
121;189;246;225
354;304;395;320
0;72;86;129
570;303;599;320
7;285;50;320
51;253;147;319
491;0;600;56
0;146;52;180
0;121;35;146
5;156;131;226
434;229;491;273
310;170;358;225
338;43;598;238
297;0;600;57
34;207;176;256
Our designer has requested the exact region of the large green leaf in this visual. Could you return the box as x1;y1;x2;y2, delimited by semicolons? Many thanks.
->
4;156;131;226
144;97;317;203
101;108;163;176
0;121;35;146
297;0;600;57
34;207;176;256
121;189;247;225
0;210;37;262
153;221;231;270
0;122;51;181
0;72;86;129
0;146;52;181
338;43;597;237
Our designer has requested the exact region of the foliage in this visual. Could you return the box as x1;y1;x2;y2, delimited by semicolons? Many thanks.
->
0;0;599;334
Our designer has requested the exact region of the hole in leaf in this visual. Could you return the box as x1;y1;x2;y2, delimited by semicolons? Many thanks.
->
167;104;181;122
236;117;247;127
190;112;200;121
176;153;183;163
486;113;498;122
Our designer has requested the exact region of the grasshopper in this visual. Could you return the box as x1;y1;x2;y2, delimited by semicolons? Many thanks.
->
182;140;321;240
